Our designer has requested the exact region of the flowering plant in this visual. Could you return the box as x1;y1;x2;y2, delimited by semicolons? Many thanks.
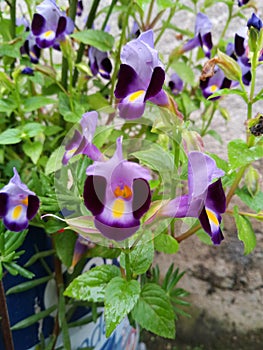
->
0;0;262;349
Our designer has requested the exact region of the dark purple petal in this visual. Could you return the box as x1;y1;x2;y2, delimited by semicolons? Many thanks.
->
77;1;84;16
36;35;56;49
247;13;263;31
235;33;245;57
99;57;112;79
169;73;183;95
118;98;146;120
84;176;106;216
114;64;141;99
205;179;226;214
4;216;28;232
221;77;232;89
242;70;251;85
132;178;151;219
144;66;165;101
94;217;140;241
32;14;46;36
27;195;40;220
0;193;8;217
200;32;213;58
21;67;34;75
238;0;249;6
56;16;67;37
198;206;224;245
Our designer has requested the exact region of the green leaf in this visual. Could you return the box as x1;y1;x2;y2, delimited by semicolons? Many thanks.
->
170;61;196;86
0;128;22;145
45;146;64;175
0;42;21;58
132;144;174;175
86;245;121;259
11;305;57;330
23;96;55;112
58;92;82;123
22;141;43;164
228;139;263;169
233;206;257;255
120;233;154;275
132;283;175;339
22;123;45;137
206;130;223;144
236;187;263;213
104;277;141;337
208;88;247;100
0;99;17;114
157;0;175;9
6;275;52;295
64;265;120;303
195;229;213;245
54;230;77;267
86;93;114;113
71;30;114;52
154;233;179;254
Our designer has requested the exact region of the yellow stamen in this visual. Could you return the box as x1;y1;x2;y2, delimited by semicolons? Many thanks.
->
12;205;23;220
210;85;218;93
30;51;37;60
114;185;132;199
21;197;28;206
206;208;219;226
112;199;125;219
128;90;145;102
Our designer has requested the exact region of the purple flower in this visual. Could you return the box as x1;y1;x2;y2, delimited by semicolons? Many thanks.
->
114;30;168;120
200;67;231;99
168;73;183;95
83;137;152;241
159;152;226;245
226;41;251;85
62;111;102;165
31;0;74;49
88;47;112;79
77;1;84;17
238;0;250;6
181;12;213;58
247;13;263;31
21;33;41;64
0;168;40;232
21;67;34;75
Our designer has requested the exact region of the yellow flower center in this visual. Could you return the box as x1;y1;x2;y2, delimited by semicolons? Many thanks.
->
210;85;218;93
21;197;28;206
112;199;125;218
12;205;23;220
44;30;54;39
206;208;219;226
128;90;145;102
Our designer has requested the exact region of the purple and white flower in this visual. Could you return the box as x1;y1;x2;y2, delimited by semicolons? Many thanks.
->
200;67;231;99
0;168;40;232
83;137;152;241
31;0;74;49
181;12;213;58
159;152;226;245
114;30;168;120
62;111;102;165
89;47;112;79
168;73;184;95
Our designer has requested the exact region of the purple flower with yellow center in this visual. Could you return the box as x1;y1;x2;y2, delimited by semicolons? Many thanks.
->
83;137;152;241
114;30;168;120
31;0;74;49
200;67;231;99
168;73;183;95
159;152;226;245
88;47;112;79
0;168;40;232
181;12;213;58
62;111;102;165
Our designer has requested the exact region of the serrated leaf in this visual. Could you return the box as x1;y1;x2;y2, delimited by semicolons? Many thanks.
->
132;283;175;339
228;139;263;169
64;265;120;302
233;206;257;255
45;146;64;175
0;128;22;145
104;277;140;337
23;96;55;112
236;187;263;212
71;30;114;51
154;233;179;254
22;141;43;164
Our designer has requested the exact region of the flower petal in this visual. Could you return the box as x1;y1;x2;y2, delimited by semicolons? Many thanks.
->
27;195;40;220
144;66;165;101
31;14;46;36
114;64;142;99
132;178;151;219
83;175;106;216
0;193;8;217
205;179;226;215
199;206;224;245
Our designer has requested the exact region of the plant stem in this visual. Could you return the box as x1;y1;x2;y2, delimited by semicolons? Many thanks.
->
10;0;16;39
0;280;15;350
146;0;155;28
175;223;201;243
101;0;117;31
72;0;101;87
154;5;177;45
226;166;246;207
125;252;132;281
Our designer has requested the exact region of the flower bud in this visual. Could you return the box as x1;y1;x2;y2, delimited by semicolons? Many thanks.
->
216;49;242;82
245;165;260;196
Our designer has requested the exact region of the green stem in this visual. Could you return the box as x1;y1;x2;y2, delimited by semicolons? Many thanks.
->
146;0;155;28
154;5;177;45
10;0;16;39
226;166;246;207
201;102;217;136
218;4;233;45
72;0;101;87
175;223;201;243
101;0;117;31
125;252;132;281
0;279;15;350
